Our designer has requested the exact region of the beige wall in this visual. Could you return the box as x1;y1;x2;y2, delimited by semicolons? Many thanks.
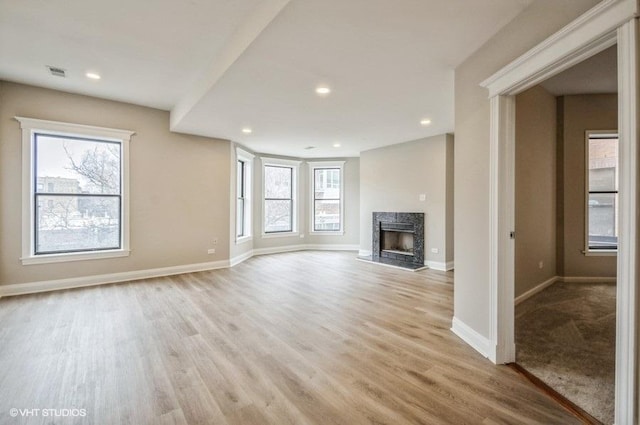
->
515;85;557;297
514;89;617;297
445;133;455;263
0;82;231;285
359;134;454;267
454;0;600;336
560;94;617;277
514;90;617;298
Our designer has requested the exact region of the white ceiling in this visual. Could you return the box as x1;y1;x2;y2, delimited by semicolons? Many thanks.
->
0;0;533;157
540;45;617;96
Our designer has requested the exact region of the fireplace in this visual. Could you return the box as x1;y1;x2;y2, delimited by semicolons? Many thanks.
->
372;212;425;270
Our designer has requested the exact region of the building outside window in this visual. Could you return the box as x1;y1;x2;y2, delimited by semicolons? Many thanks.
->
17;117;133;264
309;161;344;234
586;131;618;253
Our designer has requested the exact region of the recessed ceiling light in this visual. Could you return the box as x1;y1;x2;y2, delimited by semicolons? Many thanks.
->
316;86;331;95
420;119;432;126
333;143;341;148
242;128;252;134
86;72;101;80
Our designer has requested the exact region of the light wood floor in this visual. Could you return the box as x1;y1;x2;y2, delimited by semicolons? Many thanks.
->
0;251;581;425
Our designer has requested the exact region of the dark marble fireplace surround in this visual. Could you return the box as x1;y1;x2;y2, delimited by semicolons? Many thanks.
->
372;212;425;270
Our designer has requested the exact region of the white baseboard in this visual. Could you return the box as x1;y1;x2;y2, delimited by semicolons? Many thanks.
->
513;275;616;305
357;252;454;271
0;245;359;298
514;276;559;305
560;276;617;283
229;250;253;267
425;260;454;271
252;244;306;256
252;243;358;256
451;316;492;359
0;259;230;298
305;244;359;251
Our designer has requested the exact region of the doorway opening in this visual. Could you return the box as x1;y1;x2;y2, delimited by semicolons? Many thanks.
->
513;45;618;424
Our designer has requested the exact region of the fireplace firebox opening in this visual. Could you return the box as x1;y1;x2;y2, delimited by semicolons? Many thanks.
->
381;230;414;256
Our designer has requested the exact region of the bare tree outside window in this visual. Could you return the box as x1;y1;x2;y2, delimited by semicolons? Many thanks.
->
264;165;293;232
35;134;122;254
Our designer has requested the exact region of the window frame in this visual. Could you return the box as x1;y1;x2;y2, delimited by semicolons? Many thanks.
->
17;117;134;265
261;157;300;237
584;130;618;256
236;148;254;244
308;161;345;235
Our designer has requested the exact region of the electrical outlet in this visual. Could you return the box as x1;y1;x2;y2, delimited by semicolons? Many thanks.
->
213;238;218;245
538;261;543;269
208;248;216;254
419;194;426;202
300;234;305;238
431;248;439;254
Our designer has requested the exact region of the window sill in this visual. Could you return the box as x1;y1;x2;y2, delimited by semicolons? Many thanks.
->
583;249;617;257
309;231;344;236
236;236;253;245
21;249;131;265
261;231;299;239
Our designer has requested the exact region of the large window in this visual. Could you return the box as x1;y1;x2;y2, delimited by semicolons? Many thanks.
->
236;148;253;241
263;159;299;234
586;131;618;253
18;117;133;264
309;161;344;233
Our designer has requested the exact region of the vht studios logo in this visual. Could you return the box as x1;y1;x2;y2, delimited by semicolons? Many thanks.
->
9;408;87;418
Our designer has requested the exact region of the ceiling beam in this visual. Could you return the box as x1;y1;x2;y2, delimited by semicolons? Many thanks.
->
170;0;292;132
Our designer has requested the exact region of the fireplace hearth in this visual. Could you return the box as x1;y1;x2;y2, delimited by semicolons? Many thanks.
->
370;212;425;270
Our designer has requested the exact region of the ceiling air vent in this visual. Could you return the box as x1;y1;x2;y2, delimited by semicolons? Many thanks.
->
304;146;316;150
47;66;66;78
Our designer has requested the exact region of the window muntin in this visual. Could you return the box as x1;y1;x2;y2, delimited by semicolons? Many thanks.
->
264;165;293;233
587;132;618;252
313;168;342;232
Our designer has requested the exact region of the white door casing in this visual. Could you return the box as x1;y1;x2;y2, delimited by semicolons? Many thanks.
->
480;0;638;423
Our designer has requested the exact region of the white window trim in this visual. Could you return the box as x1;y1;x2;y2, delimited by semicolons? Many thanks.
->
236;147;255;244
261;157;300;237
584;130;618;256
16;117;134;265
308;161;345;235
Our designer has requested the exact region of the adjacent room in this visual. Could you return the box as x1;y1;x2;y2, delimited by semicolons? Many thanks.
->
513;45;618;424
1;0;639;424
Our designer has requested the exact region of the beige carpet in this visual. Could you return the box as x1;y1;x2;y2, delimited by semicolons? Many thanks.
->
515;281;616;424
